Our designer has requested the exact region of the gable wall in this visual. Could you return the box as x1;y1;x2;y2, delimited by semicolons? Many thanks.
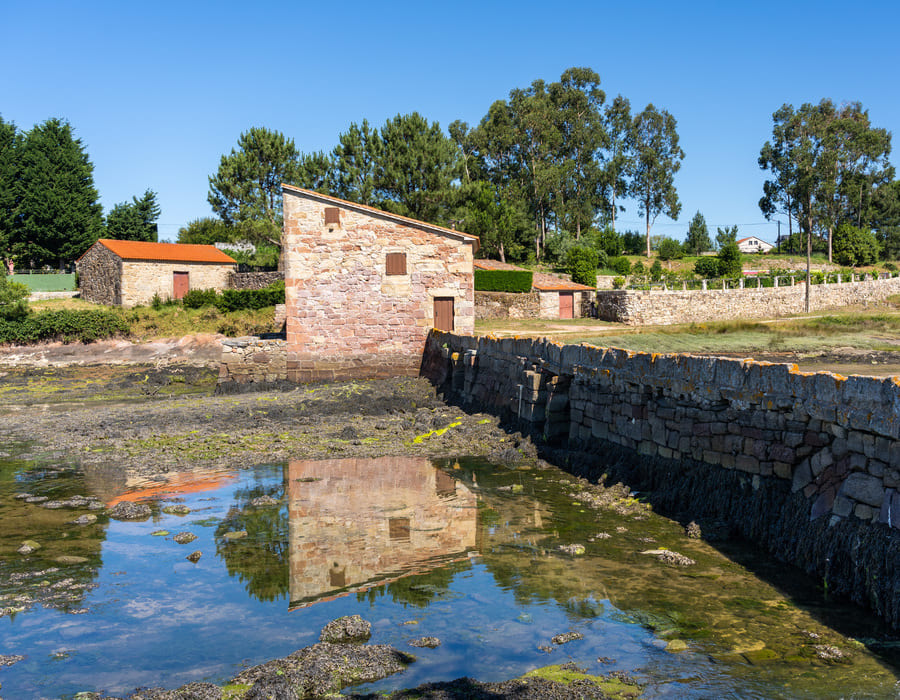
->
77;243;122;305
283;192;474;382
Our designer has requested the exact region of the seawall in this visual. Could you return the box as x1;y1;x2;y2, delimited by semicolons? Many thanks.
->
421;331;900;629
597;275;900;324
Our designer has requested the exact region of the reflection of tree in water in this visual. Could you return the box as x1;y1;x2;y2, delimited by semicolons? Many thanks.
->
215;476;289;603
357;559;471;608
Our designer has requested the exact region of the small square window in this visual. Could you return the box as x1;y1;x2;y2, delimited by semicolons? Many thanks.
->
386;252;407;276
324;207;341;225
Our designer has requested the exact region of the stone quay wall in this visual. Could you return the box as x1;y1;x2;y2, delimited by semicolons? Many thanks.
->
229;271;284;290
475;291;541;319
596;275;900;325
219;337;287;386
422;331;900;629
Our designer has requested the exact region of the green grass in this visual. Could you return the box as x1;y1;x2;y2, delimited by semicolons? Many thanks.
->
11;273;76;291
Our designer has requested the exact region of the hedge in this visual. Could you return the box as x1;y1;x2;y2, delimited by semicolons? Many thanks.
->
0;309;130;344
474;269;534;293
181;284;286;312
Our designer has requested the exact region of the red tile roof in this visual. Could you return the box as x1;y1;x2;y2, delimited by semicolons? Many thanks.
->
93;239;237;264
474;259;596;291
282;184;480;249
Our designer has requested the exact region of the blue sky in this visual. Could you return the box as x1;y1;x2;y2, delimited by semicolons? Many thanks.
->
3;0;898;245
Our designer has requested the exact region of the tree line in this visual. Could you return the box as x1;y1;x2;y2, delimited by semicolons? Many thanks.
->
189;67;684;264
0;116;160;270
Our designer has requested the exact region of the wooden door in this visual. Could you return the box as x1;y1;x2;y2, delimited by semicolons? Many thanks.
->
433;297;454;332
559;292;574;319
173;271;189;300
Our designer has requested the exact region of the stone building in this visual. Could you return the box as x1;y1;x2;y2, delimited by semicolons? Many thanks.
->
77;239;236;307
473;259;595;319
281;185;478;382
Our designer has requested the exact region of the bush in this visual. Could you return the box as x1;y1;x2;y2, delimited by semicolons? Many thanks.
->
214;284;285;312
182;289;219;309
718;242;743;277
0;309;129;344
650;260;663;281
612;276;626;289
657;237;684;261
610;256;632;276
834;224;879;267
565;246;599;288
0;275;30;321
694;256;721;278
473;269;534;293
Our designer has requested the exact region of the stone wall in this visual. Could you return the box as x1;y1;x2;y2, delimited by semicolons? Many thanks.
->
596;276;900;325
475;291;540;319
229;271;284;290
120;261;234;307
282;188;476;383
219;336;287;386
422;331;900;629
77;243;121;305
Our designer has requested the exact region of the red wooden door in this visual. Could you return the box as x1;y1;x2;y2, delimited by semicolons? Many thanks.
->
559;292;574;319
173;271;189;299
433;297;454;332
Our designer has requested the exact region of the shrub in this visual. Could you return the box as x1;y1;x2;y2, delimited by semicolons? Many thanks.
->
718;242;743;277
473;269;534;293
182;289;219;309
612;276;626;289
0;309;129;344
650;260;663;281
834;224;879;267
884;262;897;272
565;246;599;288
214;284;286;312
694;256;721;278
0;275;30;321
657;237;684;261
610;256;632;276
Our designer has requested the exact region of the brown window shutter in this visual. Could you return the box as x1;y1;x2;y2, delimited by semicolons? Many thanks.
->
386;252;407;275
324;207;341;225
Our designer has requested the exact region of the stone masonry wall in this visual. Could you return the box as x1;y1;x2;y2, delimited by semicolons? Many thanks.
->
475;291;541;319
77;243;121;305
229;271;284;290
120;261;235;307
422;331;900;629
219;337;287;385
596;276;900;325
283;190;475;383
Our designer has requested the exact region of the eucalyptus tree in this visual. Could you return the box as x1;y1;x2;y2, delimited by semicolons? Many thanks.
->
601;95;633;232
628;104;684;258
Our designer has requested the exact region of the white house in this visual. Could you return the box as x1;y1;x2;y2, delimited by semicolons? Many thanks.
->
737;236;774;254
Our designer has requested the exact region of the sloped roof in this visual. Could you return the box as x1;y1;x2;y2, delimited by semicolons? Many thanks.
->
282;184;480;250
90;239;237;264
474;259;595;291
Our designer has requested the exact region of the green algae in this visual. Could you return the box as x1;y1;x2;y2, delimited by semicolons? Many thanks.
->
522;665;642;698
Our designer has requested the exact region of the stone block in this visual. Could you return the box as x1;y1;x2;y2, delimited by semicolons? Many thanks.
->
839;472;884;507
792;460;812;492
832;495;853;518
735;455;760;474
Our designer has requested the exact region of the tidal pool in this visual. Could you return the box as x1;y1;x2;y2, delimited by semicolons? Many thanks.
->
1;452;899;698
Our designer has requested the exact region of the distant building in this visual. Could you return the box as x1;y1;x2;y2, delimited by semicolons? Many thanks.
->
737;236;774;254
281;185;479;382
474;259;595;319
76;239;236;307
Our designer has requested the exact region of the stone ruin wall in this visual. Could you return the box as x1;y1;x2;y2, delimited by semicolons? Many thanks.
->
596;276;900;325
475;291;541;319
76;244;121;305
423;331;900;629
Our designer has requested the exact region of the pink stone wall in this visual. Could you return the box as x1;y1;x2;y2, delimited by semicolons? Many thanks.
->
282;189;476;382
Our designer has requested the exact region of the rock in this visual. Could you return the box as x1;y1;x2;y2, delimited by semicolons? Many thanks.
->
173;532;197;545
250;495;279;507
666;639;688;652
162;504;191;516
551;632;584;645
24;496;48;504
17;540;41;555
108;501;152;521
55;556;89;565
0;654;24;667
222;530;248;541
70;514;98;526
641;549;696;566
244;675;298;700
13;493;32;500
814;644;849;662
408;637;441;648
186;551;202;563
319;615;372;644
128;681;222;699
557;544;586;556
685;521;702;539
339;426;358;440
840;473;884;508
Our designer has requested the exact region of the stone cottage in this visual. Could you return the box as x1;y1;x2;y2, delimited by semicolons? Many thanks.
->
77;239;237;307
474;259;595;319
281;185;478;382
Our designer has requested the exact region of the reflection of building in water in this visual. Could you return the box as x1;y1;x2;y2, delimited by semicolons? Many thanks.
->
287;457;478;608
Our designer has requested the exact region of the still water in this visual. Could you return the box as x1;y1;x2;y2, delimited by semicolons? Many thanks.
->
1;452;899;698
